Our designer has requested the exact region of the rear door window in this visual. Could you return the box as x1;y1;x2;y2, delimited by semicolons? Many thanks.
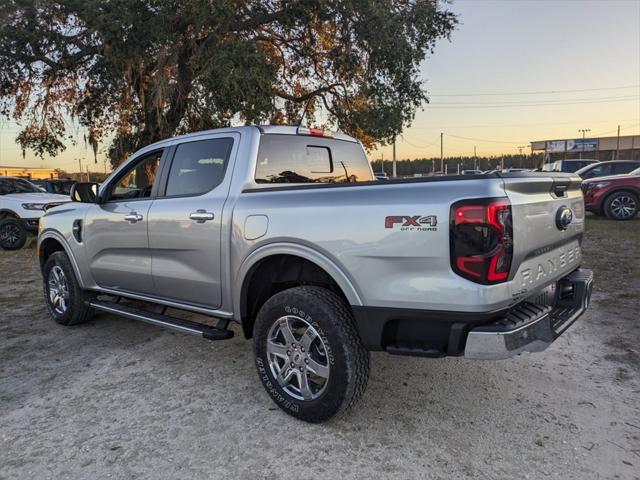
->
165;138;233;197
255;135;373;184
613;163;639;174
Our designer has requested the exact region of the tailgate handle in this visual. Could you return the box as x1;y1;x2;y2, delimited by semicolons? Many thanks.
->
551;180;569;197
553;185;568;197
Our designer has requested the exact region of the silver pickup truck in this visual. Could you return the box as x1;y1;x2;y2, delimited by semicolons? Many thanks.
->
37;125;593;422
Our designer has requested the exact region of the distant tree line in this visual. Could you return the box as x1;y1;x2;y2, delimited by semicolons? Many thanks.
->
371;153;544;176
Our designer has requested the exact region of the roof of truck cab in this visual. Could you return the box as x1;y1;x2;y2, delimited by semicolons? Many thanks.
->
141;125;359;151
257;125;358;142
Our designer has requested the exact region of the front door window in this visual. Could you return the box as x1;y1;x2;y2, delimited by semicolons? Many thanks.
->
106;151;162;202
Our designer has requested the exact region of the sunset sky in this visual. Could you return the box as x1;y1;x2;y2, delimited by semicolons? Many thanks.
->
0;0;639;171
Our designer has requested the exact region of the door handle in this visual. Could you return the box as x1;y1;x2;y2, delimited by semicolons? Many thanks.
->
124;212;143;223
189;210;215;223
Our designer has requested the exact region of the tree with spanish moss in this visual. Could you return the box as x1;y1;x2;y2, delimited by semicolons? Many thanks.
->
0;0;457;166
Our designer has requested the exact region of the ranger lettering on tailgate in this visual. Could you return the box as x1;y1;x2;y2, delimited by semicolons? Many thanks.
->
520;245;581;287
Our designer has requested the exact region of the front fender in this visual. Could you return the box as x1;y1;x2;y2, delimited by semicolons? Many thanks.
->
38;229;87;288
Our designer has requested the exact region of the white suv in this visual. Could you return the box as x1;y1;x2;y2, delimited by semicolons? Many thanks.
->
0;176;69;250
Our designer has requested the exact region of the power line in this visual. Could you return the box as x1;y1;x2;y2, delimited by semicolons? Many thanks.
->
399;135;441;149
590;122;640;138
408;118;640;129
430;95;638;106
427;96;639;109
429;84;640;97
442;124;640;147
444;133;526;145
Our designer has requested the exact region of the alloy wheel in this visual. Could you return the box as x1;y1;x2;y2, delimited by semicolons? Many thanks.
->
610;195;637;219
48;265;70;315
0;222;21;246
266;315;330;401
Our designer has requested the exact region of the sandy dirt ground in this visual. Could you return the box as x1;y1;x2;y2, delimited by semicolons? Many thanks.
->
1;215;639;480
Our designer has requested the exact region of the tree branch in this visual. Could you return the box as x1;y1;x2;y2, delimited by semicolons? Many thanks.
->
275;83;342;102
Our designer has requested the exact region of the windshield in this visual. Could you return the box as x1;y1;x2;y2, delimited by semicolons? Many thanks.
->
14;179;42;193
574;164;594;176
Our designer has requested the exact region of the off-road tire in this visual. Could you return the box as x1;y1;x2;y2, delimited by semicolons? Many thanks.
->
0;218;27;250
253;286;369;423
604;191;638;220
43;251;94;326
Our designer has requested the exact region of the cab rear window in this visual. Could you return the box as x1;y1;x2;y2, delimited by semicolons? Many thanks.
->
255;135;373;184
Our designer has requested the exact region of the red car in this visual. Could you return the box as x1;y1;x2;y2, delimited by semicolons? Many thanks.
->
582;167;639;220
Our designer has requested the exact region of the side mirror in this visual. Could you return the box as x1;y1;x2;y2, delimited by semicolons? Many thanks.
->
70;182;100;203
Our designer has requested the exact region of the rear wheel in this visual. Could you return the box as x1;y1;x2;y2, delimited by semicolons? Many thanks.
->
43;251;94;325
604;191;638;220
0;218;27;250
253;286;369;423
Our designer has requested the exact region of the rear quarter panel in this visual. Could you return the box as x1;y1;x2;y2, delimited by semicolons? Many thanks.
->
231;178;523;313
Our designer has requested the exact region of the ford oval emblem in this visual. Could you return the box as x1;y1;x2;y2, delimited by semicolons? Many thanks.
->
556;206;574;230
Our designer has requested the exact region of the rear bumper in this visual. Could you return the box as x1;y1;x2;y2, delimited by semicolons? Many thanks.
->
352;268;593;359
464;268;593;359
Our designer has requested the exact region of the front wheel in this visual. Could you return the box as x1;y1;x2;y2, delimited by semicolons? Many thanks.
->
604;191;638;220
253;286;370;423
0;218;27;250
43;251;94;325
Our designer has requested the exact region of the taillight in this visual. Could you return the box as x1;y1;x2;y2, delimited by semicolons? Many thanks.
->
450;198;513;284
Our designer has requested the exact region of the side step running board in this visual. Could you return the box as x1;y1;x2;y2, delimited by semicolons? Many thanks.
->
89;300;234;340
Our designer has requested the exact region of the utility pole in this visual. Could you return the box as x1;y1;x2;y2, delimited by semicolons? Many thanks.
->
77;158;83;181
578;128;590;160
517;145;526;168
440;132;443;173
473;145;477;170
616;124;620;160
392;139;397;178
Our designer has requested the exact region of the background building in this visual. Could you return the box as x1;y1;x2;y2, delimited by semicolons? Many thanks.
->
0;166;60;180
531;134;640;162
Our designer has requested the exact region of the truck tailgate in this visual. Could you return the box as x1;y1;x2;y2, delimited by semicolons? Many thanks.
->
502;173;585;299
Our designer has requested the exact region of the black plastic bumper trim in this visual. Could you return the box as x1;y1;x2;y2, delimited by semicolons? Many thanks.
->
352;267;593;359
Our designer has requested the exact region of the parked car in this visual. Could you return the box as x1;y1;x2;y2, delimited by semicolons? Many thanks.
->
0;176;69;250
461;169;482;175
542;159;599;173
37;125;593;422
31;179;77;195
374;172;389;181
582;167;640;220
574;160;640;180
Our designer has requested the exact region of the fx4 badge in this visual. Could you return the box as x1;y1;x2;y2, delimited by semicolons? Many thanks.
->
385;215;438;231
